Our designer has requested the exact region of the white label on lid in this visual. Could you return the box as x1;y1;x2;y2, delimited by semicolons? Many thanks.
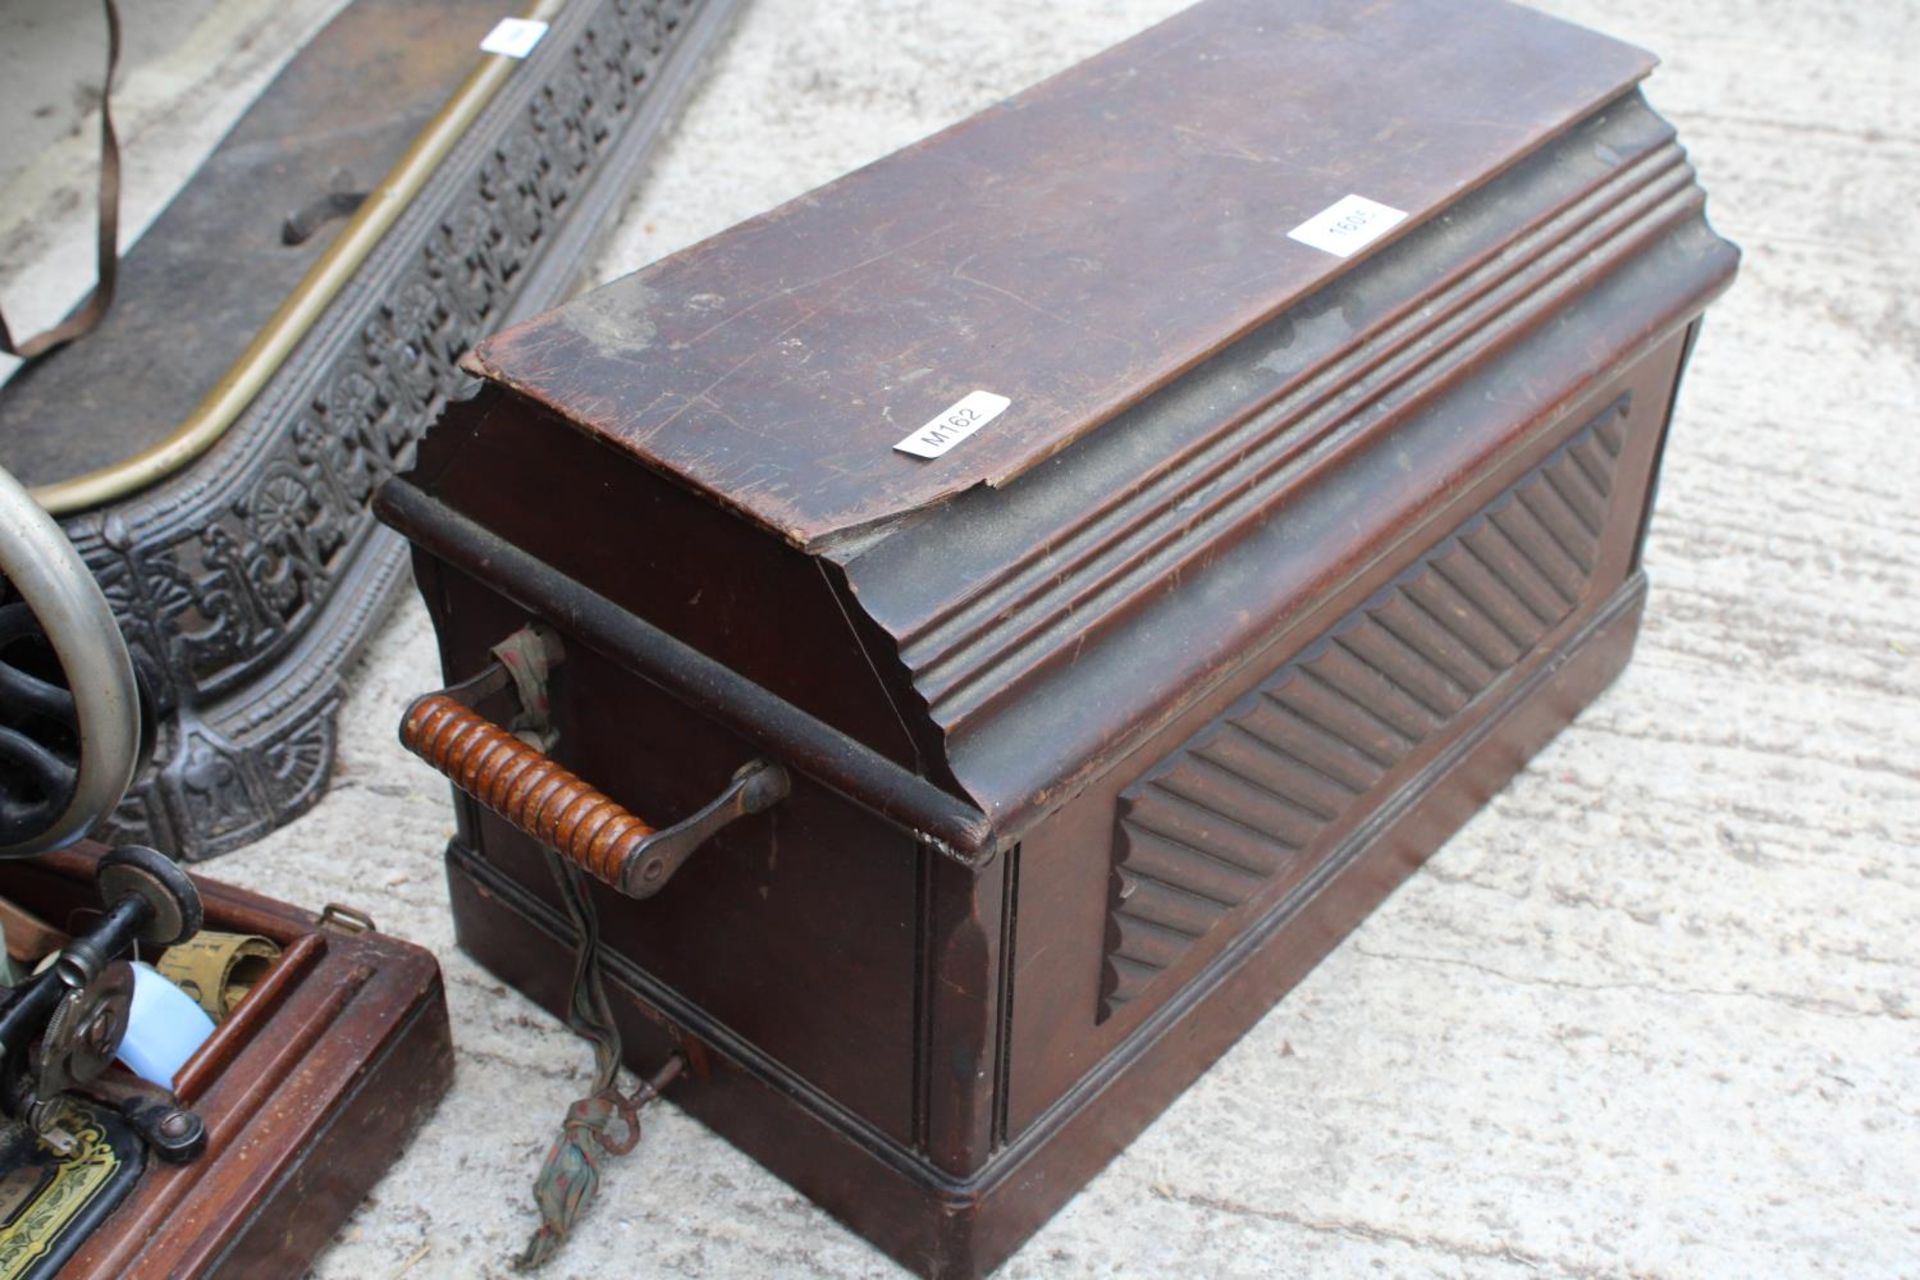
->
893;390;1012;460
1286;194;1408;258
481;17;550;58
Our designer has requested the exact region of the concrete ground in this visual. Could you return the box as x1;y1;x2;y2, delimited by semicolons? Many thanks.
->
1;0;1916;1276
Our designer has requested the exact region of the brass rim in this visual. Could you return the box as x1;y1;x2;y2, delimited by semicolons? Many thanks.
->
30;0;568;516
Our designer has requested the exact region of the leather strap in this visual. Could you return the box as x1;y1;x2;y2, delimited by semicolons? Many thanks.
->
516;852;682;1270
0;0;123;362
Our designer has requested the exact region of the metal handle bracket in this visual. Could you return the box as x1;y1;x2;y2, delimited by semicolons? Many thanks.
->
624;760;787;895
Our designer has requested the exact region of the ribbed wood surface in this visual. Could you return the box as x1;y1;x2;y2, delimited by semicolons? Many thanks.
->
1101;399;1628;1019
401;693;655;888
896;139;1693;737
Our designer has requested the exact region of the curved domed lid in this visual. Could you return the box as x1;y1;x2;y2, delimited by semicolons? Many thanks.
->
471;0;1654;551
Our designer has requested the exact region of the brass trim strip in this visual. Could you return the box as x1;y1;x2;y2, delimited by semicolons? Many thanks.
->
32;0;568;515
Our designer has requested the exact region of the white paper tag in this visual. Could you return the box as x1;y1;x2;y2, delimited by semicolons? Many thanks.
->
480;17;549;58
1286;194;1408;258
893;390;1011;460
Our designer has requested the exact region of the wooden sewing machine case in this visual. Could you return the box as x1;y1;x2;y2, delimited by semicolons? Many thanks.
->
0;843;451;1277
376;0;1738;1272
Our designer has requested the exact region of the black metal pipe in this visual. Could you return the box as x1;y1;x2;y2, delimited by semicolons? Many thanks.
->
53;894;147;989
375;479;998;865
0;975;66;1068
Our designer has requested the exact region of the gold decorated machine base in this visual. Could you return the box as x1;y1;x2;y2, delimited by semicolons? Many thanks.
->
0;1102;142;1280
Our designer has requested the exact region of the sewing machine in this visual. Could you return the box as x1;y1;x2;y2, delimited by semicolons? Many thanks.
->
0;462;450;1278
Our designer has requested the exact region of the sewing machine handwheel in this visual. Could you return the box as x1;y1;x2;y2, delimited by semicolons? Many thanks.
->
0;465;142;856
98;844;202;946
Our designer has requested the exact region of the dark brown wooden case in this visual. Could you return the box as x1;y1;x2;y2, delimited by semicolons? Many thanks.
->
0;843;453;1278
377;0;1738;1273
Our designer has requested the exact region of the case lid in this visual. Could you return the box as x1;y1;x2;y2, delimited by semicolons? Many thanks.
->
468;0;1655;551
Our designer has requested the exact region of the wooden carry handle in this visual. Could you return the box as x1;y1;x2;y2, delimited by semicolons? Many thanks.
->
401;691;787;899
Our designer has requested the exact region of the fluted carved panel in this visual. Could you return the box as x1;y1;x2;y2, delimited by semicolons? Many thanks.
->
1099;398;1628;1020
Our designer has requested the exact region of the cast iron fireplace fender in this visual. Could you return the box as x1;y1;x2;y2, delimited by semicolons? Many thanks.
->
375;478;999;868
27;0;570;514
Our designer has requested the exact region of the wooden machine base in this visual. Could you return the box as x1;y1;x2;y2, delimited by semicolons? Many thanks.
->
444;574;1648;1278
0;842;452;1278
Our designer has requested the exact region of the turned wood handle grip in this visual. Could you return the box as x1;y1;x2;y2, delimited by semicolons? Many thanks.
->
402;693;656;889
